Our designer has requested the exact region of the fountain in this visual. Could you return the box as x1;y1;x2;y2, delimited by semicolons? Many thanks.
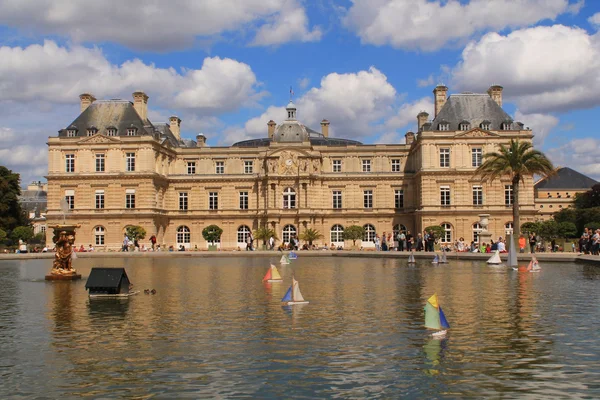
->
478;214;493;247
45;225;82;281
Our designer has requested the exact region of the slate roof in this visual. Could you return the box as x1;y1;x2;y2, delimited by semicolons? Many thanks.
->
427;93;522;131
232;136;362;147
19;189;47;213
85;268;130;289
534;167;598;190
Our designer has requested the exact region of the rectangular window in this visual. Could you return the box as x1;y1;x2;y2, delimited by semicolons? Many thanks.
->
107;128;117;136
126;128;136;136
65;154;75;173
472;186;483;205
95;190;104;209
65;189;75;210
362;159;371;172
179;192;188;211
67;130;76;137
439;148;450;168
394;189;404;209
215;161;224;174
332;159;342;173
239;191;249;210
505;185;514;206
125;189;135;209
440;186;451;206
187;162;196;175
95;154;105;172
209;192;218;210
472;148;482;167
332;190;342;209
244;161;253;174
126;153;135;172
391;159;401;172
364;190;373;208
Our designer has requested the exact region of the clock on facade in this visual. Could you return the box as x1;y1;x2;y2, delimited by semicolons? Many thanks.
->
286;159;293;166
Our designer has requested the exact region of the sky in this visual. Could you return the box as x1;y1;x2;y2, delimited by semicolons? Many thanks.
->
0;0;599;185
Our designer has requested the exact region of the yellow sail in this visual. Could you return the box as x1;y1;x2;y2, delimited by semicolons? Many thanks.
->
270;264;282;280
427;293;439;309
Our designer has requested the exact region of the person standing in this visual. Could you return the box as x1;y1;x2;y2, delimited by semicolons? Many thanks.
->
406;231;413;251
528;232;536;254
518;234;526;253
269;235;275;250
150;235;157;251
122;233;130;252
398;231;405;252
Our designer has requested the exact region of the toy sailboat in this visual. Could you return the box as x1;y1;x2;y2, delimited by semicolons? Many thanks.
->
508;234;518;269
288;251;298;260
281;276;309;305
439;252;448;264
432;254;439;264
527;256;541;272
263;264;283;282
424;293;450;337
408;252;416;263
486;250;501;265
280;255;290;264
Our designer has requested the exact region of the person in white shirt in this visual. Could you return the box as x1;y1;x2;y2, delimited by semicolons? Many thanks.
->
269;236;275;250
88;244;94;252
497;240;506;253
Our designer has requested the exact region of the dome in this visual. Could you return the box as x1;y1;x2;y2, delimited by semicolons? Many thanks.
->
274;120;309;142
286;100;296;110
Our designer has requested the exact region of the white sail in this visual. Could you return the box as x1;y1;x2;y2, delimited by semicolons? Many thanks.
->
292;278;305;302
440;252;447;263
487;250;501;264
432;254;439;264
508;234;518;267
280;255;289;264
408;253;416;263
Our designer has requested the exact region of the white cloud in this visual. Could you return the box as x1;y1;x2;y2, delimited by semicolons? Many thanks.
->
343;0;576;51
514;111;559;146
251;1;322;46
417;75;435;88
298;77;310;90
588;12;600;28
452;24;600;113
0;40;262;115
546;138;600;181
386;97;433;130
0;0;319;50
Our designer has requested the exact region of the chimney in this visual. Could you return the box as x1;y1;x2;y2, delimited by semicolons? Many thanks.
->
169;116;181;140
196;133;206;147
433;84;448;117
79;93;96;113
487;84;503;107
417;111;429;131
132;91;149;121
320;119;330;138
405;131;415;145
267;120;276;139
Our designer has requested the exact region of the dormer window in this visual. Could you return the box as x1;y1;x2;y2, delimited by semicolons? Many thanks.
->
438;122;450;131
106;127;117;136
502;122;512;130
127;128;137;136
67;129;76;137
480;121;491;130
87;127;98;136
459;121;470;131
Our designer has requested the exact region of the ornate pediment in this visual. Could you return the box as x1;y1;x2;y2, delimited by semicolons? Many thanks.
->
76;134;120;145
453;128;500;138
265;149;321;175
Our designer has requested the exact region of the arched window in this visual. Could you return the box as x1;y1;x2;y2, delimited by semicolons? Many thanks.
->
331;224;344;243
282;224;296;244
237;225;251;244
94;226;105;246
393;224;407;239
441;223;452;243
473;223;482;243
282;187;296;209
177;226;190;244
505;222;514;236
363;224;376;242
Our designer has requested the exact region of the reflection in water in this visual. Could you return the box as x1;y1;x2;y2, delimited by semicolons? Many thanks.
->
0;257;598;398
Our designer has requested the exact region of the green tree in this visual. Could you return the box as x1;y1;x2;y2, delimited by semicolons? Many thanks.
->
202;224;223;244
585;222;600;232
125;225;147;242
476;139;555;239
299;228;323;246
253;226;278;246
0;166;28;231
573;183;600;209
11;226;34;242
538;220;559;241
424;225;445;241
343;225;364;246
557;221;577;238
0;228;6;242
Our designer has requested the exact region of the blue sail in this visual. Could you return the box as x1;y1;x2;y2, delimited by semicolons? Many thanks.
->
281;286;292;302
439;306;450;329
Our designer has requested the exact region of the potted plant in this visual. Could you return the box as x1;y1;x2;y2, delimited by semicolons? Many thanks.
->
343;225;363;249
202;225;223;251
299;228;323;247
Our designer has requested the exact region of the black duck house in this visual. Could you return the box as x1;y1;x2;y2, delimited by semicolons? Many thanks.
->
85;268;131;296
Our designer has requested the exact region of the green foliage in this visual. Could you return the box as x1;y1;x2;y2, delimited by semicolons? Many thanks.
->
538;220;559;241
520;222;541;234
557;221;577;238
585;222;600;232
573;184;600;209
125;225;147;242
0;166;28;231
0;228;6;242
299;228;323;245
554;207;600;236
202;224;223;244
476;139;555;239
424;225;445;240
29;232;46;245
253;226;278;245
343;225;363;245
11;226;34;242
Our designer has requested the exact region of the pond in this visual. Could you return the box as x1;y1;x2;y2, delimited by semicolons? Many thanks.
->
1;256;599;398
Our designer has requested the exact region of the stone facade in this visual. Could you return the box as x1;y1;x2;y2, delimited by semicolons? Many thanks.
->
46;86;538;250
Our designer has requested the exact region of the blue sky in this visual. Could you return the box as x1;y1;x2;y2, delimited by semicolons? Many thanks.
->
0;0;599;185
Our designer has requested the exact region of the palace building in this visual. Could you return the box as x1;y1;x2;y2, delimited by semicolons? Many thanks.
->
46;85;538;250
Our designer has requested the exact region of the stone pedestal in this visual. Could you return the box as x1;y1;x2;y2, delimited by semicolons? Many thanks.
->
45;224;82;281
478;231;493;246
45;273;82;281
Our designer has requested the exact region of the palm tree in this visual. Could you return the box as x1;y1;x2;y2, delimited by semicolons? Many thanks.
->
253;226;278;248
299;228;323;246
476;139;555;239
